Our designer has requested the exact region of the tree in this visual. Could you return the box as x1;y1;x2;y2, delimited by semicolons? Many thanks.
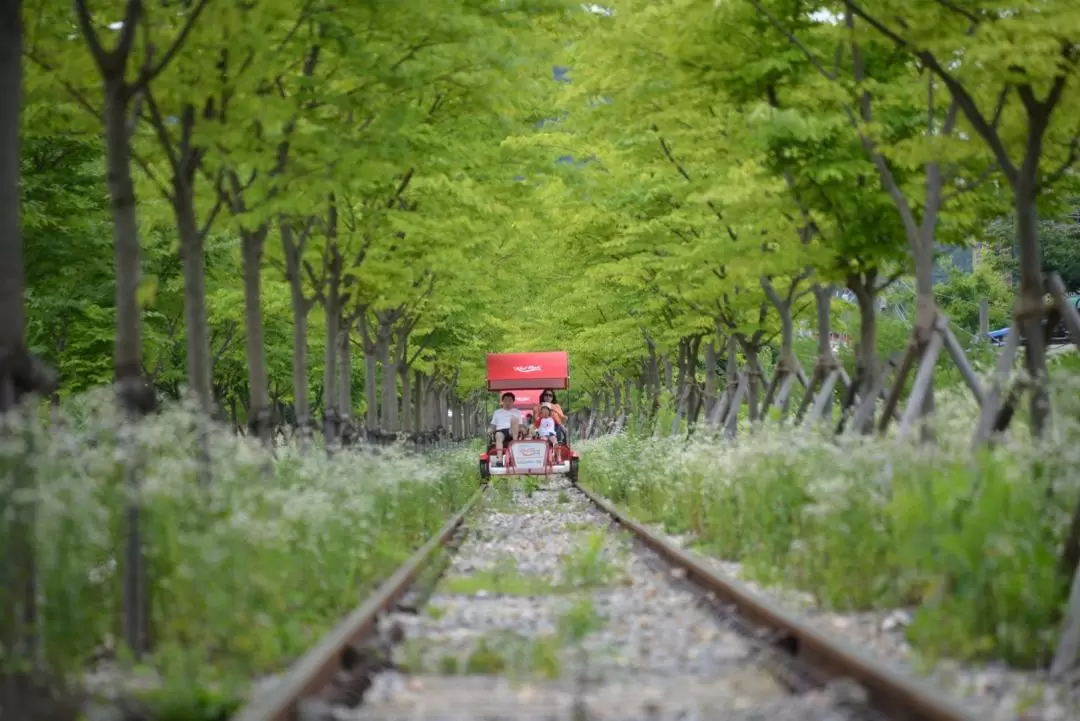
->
841;0;1080;436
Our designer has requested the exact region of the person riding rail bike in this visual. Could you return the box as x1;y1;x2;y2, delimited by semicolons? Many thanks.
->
532;389;567;444
488;391;520;465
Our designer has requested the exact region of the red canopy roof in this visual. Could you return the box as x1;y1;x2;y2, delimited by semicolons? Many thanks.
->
486;352;569;391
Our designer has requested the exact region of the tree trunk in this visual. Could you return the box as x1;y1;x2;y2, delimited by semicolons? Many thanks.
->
399;360;411;433
241;227;271;444
103;77;152;414
0;0;24;376
376;336;394;431
848;273;880;434
322;271;340;448
364;351;377;433
703;341;718;419
1015;175;1051;435
0;6;51;698
103;72;155;660
913;236;937;435
281;220;313;449
339;318;353;446
452;399;463;439
437;386;448;433
174;182;213;483
173;175;212;415
413;370;424;432
740;336;762;422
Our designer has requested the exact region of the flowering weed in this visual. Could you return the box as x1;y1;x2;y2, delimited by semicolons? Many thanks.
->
579;376;1080;667
0;391;477;710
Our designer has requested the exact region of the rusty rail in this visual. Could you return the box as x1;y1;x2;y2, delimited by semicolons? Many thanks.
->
232;486;486;721
572;481;977;721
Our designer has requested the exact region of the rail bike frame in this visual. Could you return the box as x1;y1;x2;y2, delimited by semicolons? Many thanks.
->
479;351;579;481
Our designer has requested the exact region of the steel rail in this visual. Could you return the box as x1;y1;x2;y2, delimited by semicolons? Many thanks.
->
572;481;977;721
232;486;486;721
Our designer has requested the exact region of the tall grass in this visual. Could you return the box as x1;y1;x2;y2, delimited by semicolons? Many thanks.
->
0;389;477;710
580;372;1080;667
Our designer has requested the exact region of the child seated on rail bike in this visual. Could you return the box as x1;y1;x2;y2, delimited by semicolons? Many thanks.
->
537;404;558;443
536;403;566;463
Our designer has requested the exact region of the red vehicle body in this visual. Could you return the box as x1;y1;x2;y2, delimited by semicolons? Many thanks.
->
479;351;579;481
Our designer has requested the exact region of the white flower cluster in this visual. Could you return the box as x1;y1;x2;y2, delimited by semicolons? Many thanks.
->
0;392;477;679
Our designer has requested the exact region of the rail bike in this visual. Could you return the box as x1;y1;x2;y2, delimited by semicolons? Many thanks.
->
479;351;579;482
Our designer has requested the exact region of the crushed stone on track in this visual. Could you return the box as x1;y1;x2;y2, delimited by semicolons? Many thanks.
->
316;476;866;720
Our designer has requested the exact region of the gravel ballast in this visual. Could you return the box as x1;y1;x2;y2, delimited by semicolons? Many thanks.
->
654;527;1080;721
332;476;874;721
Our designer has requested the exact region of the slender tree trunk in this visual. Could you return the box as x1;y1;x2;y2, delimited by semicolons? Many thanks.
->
103;72;156;660
1015;174;1051;434
104;78;151;413
913;238;936;433
813;285;834;363
281;220;313;449
364;351;377;433
377;336;394;431
0;6;51;699
322;272;340;448
339;318;353;446
413;370;424;432
452;399;463;439
399;362;411;432
241;227;271;444
0;0;23;374
848;273;880;433
741;337;762;422
175;183;213;483
173;170;212;413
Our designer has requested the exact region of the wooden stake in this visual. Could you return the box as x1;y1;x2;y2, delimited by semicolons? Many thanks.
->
804;369;840;429
1050;556;1080;679
941;324;985;406
972;323;1018;448
878;341;919;435
723;372;748;438
895;320;945;441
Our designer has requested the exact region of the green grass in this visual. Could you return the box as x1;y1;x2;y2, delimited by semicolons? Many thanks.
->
402;631;563;680
578;371;1080;669
0;392;480;716
441;568;559;597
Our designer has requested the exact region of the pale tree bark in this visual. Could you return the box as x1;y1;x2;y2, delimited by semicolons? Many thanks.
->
375;321;395;431
413;370;425;432
280;217;320;450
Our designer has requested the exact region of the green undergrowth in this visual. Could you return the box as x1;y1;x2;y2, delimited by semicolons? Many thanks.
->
0;391;479;717
579;375;1080;669
402;630;563;680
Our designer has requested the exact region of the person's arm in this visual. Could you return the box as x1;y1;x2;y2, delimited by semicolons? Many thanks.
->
488;410;498;432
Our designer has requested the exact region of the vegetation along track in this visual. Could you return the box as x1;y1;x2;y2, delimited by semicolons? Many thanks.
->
234;477;977;721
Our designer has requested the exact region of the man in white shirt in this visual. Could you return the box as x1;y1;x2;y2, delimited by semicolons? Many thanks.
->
489;392;521;461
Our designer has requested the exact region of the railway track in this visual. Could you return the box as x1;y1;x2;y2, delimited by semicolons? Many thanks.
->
234;476;976;721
